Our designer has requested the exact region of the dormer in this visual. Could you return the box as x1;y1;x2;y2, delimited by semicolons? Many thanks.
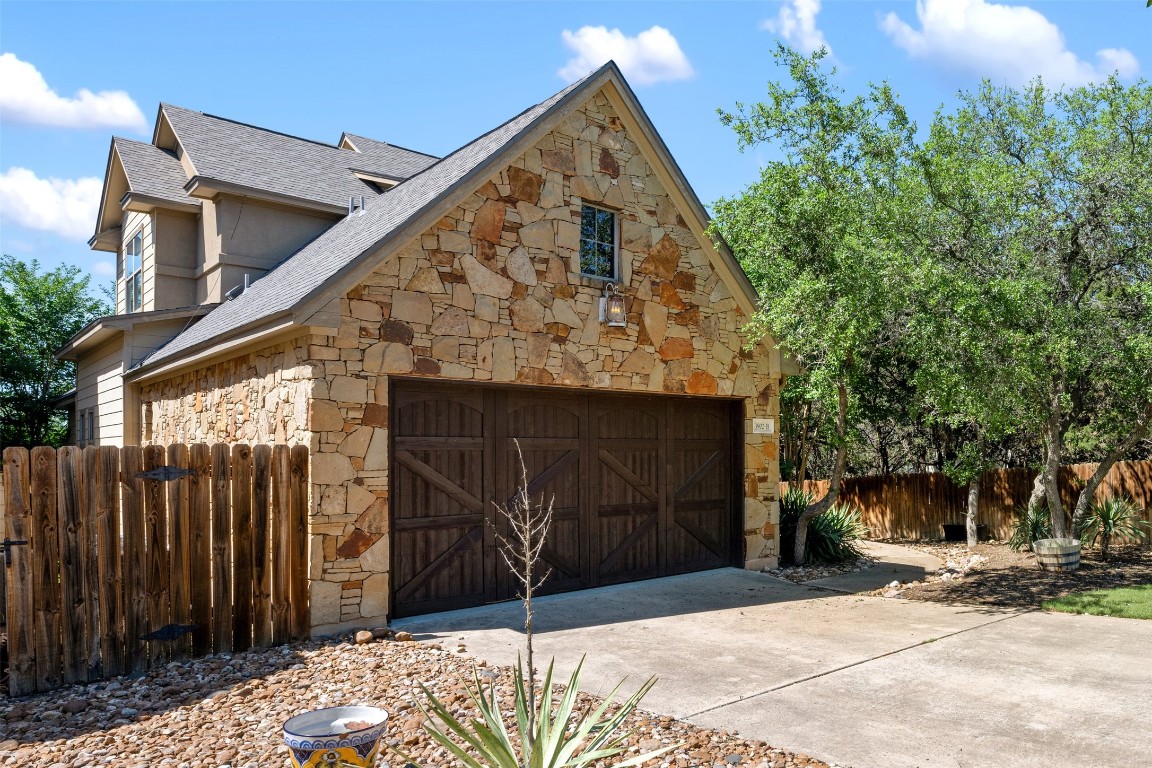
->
89;136;201;315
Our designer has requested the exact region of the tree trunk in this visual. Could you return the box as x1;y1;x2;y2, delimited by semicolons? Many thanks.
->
794;381;849;564
966;476;980;549
1070;402;1152;536
795;401;811;482
1026;470;1047;513
1043;375;1067;538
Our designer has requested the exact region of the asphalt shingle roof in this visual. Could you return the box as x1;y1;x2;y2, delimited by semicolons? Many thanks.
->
140;72;592;370
113;138;196;208
342;133;439;180
162;105;440;209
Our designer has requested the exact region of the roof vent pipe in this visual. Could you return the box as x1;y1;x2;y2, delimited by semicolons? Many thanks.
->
349;195;367;216
225;273;251;302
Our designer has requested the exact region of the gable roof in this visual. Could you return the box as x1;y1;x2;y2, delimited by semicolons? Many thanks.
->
160;105;439;210
132;62;769;377
114;138;195;208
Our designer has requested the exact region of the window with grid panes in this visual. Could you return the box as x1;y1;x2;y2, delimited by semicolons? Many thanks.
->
579;205;617;279
123;230;143;312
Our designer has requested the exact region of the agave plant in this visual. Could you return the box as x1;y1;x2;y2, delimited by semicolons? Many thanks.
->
1077;497;1149;560
1007;504;1052;552
806;503;869;564
406;655;673;768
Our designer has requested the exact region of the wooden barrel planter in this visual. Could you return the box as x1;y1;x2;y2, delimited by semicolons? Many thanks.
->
1033;538;1081;572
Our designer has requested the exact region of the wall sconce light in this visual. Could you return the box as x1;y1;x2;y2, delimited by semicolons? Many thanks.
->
599;282;627;327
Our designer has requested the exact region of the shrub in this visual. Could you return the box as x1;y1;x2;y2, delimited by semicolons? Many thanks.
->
1077;497;1149;560
409;656;672;768
806;503;869;564
1008;504;1052;552
778;488;867;565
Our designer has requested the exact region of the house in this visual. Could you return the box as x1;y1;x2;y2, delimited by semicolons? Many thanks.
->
60;62;794;634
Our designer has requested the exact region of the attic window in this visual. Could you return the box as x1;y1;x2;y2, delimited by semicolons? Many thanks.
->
579;205;617;280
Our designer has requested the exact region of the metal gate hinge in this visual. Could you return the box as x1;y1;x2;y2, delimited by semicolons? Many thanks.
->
135;465;196;481
2;538;28;567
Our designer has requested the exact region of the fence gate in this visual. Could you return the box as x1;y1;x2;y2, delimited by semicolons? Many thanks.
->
2;444;309;697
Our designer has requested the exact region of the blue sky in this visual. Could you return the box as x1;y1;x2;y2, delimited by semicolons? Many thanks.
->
1;1;1148;290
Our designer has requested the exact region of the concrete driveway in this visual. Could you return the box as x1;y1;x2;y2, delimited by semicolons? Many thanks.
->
395;568;1152;768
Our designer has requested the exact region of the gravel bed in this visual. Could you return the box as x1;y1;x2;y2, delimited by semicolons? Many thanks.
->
0;636;838;768
763;557;875;584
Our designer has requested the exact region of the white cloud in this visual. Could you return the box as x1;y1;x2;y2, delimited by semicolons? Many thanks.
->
91;259;116;277
0;52;148;132
761;0;832;56
0;167;102;241
559;26;694;85
880;0;1140;86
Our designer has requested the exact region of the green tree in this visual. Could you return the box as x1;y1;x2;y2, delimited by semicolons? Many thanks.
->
712;46;917;563
0;256;109;447
912;77;1152;538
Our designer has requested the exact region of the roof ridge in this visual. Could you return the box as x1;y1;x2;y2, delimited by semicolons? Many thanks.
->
164;103;347;152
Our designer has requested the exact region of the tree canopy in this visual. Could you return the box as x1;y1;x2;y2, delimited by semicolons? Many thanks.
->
0;255;109;448
715;47;1152;552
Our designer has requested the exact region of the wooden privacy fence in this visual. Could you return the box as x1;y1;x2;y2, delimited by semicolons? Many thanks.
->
782;460;1152;542
2;443;309;697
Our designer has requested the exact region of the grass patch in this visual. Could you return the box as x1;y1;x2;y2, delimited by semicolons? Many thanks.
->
1042;584;1152;620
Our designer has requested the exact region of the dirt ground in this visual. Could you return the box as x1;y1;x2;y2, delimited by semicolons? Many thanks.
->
891;540;1152;609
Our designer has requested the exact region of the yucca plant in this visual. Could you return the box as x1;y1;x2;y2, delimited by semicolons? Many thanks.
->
408;656;672;768
805;502;869;564
1007;504;1052;552
1077;497;1149;560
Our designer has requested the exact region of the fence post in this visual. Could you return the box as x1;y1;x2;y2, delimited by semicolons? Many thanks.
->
232;443;254;652
211;442;233;654
4;447;36;696
121;446;147;674
251;444;273;648
188;444;213;656
167;443;193;660
289;444;310;641
31;446;63;692
94;445;125;678
57;446;90;685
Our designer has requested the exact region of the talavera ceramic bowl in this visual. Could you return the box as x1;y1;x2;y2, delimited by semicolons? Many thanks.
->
283;705;389;768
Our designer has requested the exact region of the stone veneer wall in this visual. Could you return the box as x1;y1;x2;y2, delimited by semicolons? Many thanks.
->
305;89;783;634
138;339;314;446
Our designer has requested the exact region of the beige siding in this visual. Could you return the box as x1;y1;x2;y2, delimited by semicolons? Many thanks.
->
75;337;125;446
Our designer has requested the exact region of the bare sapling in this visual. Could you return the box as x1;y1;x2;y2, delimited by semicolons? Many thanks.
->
490;439;554;733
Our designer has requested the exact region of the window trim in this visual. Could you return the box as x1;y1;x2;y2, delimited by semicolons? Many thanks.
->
122;228;144;313
578;204;619;281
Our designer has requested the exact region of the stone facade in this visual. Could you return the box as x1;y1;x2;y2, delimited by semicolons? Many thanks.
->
306;89;782;633
139;339;314;446
136;87;783;636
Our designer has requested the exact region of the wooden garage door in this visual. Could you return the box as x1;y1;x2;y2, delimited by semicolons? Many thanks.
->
391;381;740;617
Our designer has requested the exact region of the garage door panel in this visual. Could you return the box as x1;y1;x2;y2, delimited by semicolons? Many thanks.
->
670;408;729;441
393;449;485;518
598;505;660;583
597;402;660;440
502;446;587;594
395;394;485;438
393;524;486;616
